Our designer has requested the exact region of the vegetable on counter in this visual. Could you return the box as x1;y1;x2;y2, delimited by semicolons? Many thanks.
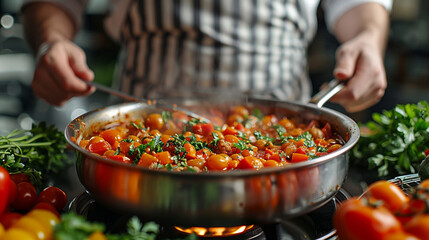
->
351;101;429;178
54;212;198;240
334;179;429;240
0;122;71;187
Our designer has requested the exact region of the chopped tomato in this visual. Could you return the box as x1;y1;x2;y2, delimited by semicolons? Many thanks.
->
106;155;132;164
184;143;196;159
192;123;215;137
291;153;309;162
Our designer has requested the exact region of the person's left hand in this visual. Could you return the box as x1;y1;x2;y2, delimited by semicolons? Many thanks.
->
329;31;387;113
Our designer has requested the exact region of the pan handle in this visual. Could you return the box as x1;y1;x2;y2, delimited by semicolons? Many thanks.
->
309;79;346;108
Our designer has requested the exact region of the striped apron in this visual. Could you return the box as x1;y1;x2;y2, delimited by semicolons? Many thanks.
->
117;0;312;102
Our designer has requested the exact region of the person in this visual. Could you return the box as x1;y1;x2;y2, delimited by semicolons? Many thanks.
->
21;0;392;113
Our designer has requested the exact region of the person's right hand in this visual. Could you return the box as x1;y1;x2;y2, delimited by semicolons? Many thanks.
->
31;40;95;106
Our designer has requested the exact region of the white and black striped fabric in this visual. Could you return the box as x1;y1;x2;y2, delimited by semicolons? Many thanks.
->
117;0;312;101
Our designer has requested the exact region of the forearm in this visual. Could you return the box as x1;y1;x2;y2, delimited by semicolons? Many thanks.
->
22;2;77;54
333;2;390;54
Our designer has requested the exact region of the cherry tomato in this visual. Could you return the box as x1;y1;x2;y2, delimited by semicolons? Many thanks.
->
404;214;429;239
88;231;108;240
99;129;122;146
32;202;61;219
1;228;36;240
364;180;409;212
9;173;30;184
0;212;22;229
334;197;403;240
206;154;230;171
12;215;51;240
0;166;10;216
0;223;4;237
87;136;112;155
36;187;67;211
145;113;164;130
7;179;17;205
11;182;37;211
27;209;60;229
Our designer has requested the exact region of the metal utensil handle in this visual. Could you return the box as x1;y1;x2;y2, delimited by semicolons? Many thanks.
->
85;81;141;102
85;81;211;122
309;79;345;108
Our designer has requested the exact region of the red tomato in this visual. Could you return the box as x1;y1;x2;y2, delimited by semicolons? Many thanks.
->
404;214;429;239
87;136;111;155
291;153;309;162
32;202;61;219
7;179;17;205
100;129;122;146
321;122;332;139
206;154;230;171
236;156;263;170
334;197;403;240
106;155;132;164
192;123;215;137
11;182;37;211
0;212;22;229
36;186;67;211
222;127;238;136
364;180;409;212
9;173;30;184
184;143;196;159
145;113;164;130
137;153;159;167
0;166;10;216
425;148;429;157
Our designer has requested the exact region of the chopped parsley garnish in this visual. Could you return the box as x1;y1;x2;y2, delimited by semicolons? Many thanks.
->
253;131;274;142
209;132;221;146
252;108;264;120
161;110;173;122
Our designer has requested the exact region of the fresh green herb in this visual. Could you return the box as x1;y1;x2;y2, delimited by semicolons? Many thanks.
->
351;101;429;177
236;131;247;140
253;131;274;142
161;110;173;122
252;108;264;120
55;212;197;240
0;122;70;187
209;132;221;146
233;140;252;151
273;125;286;137
131;122;145;130
183;118;203;132
54;212;105;240
316;146;328;152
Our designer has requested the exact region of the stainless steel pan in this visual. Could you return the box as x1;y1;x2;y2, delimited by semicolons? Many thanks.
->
65;85;359;227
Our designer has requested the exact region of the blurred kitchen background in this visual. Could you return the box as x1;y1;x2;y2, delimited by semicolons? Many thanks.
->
0;0;428;135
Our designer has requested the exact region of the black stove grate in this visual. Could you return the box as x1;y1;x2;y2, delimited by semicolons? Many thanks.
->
69;189;350;240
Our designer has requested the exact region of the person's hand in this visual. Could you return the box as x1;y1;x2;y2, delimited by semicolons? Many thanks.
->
329;31;387;113
31;40;95;106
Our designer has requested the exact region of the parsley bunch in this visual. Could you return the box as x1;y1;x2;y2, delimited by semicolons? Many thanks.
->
0;122;70;186
351;101;429;177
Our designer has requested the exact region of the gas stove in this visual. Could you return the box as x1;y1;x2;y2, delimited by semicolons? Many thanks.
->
69;188;350;240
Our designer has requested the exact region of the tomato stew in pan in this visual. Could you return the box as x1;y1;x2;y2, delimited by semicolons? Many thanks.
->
73;106;344;172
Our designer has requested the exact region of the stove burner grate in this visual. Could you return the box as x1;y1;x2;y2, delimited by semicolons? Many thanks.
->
69;189;350;240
